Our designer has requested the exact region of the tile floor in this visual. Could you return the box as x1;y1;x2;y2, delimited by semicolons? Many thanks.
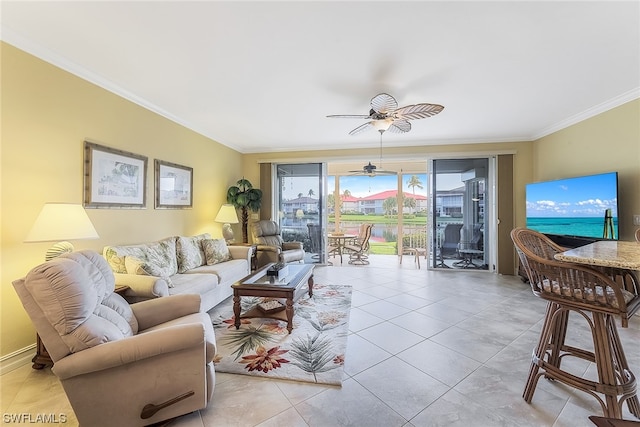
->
2;255;639;427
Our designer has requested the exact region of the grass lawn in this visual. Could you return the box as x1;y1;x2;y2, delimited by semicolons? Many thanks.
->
370;242;397;255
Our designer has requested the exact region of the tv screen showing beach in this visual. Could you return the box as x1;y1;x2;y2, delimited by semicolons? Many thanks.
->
526;172;618;240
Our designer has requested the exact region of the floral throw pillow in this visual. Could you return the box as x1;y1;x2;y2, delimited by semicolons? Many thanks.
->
176;233;210;273
143;238;178;277
124;256;174;288
203;239;231;265
104;245;147;274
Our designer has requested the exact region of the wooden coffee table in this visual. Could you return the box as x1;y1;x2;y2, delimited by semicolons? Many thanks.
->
231;263;314;333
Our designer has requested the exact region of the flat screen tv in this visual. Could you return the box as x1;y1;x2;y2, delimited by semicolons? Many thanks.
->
526;172;619;240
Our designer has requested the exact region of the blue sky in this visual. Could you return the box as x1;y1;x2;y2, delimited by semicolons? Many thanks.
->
526;172;618;218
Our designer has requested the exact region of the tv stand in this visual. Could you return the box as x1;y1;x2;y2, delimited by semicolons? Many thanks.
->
544;234;599;249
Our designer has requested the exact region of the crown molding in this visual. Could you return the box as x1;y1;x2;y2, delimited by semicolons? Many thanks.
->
532;88;640;141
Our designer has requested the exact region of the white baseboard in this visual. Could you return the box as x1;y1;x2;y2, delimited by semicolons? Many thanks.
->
0;344;36;375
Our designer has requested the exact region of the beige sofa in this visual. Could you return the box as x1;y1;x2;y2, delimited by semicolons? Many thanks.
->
103;234;251;312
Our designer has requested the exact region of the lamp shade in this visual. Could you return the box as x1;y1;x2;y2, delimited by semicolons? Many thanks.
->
25;203;99;242
215;204;239;224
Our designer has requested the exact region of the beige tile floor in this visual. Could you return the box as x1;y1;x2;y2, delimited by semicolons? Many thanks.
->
2;254;639;427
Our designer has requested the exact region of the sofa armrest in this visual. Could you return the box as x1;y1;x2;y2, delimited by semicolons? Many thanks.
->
283;241;303;251
131;294;201;330
228;245;251;263
256;244;280;253
114;273;170;298
52;323;206;380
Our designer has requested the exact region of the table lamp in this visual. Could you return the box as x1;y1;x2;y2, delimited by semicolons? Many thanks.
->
25;203;99;261
215;204;239;243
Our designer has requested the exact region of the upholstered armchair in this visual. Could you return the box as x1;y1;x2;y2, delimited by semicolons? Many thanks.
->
250;220;305;268
12;250;216;427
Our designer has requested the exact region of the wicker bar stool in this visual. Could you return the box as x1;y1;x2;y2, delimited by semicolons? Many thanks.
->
511;228;640;419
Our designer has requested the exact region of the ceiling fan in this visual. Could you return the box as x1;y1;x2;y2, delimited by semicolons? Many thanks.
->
327;93;444;136
348;134;397;176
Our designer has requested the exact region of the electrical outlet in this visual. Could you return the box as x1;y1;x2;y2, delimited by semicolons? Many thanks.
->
634;215;640;226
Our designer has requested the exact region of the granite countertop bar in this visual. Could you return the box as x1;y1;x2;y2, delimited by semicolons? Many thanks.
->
555;240;640;270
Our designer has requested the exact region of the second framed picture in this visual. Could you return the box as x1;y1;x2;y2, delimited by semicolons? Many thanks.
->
155;159;193;209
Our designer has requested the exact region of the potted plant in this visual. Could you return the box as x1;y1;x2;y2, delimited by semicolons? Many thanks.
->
226;178;263;243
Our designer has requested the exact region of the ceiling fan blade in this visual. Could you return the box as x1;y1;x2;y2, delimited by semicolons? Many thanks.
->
370;93;398;115
393;103;444;120
326;114;371;119
388;120;411;133
348;122;374;136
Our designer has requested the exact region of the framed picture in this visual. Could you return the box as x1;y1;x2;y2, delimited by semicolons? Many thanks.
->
155;159;193;209
84;141;148;208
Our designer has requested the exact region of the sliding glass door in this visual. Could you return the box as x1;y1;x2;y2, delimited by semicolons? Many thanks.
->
429;158;492;270
274;163;328;264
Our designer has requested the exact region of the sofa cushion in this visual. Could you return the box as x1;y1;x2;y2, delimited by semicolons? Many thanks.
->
104;245;147;274
104;237;178;275
203;239;231;265
187;259;248;284
125;256;174;288
176;233;210;273
143;238;178;276
168;273;219;297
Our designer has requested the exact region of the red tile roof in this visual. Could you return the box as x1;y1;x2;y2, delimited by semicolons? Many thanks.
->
360;190;427;201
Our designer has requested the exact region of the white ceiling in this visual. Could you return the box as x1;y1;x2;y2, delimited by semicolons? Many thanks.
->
2;1;639;154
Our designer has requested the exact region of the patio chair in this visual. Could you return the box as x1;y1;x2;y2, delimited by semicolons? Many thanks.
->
343;223;373;265
436;223;462;267
400;229;427;269
307;223;322;261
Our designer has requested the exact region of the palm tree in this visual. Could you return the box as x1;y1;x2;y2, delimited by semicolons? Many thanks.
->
226;178;263;243
297;192;303;199
383;197;397;216
404;196;416;214
407;175;423;195
308;189;315;197
342;189;352;198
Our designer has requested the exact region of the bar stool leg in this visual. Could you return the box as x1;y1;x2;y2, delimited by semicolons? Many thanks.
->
547;308;569;373
524;302;560;402
593;312;623;418
605;315;640;418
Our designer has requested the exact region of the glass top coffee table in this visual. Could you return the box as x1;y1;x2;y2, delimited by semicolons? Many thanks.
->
231;263;314;333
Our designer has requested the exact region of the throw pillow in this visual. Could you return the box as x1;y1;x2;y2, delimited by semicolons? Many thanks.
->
203;238;231;265
176;233;210;273
124;256;174;288
103;245;147;274
143;237;178;277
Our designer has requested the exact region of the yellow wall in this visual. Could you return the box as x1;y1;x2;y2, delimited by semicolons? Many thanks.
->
532;99;640;241
1;43;243;356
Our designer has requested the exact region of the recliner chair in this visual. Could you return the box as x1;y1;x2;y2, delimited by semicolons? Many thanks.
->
250;220;305;268
12;250;216;427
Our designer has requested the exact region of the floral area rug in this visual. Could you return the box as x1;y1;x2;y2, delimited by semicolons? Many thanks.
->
209;284;352;386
